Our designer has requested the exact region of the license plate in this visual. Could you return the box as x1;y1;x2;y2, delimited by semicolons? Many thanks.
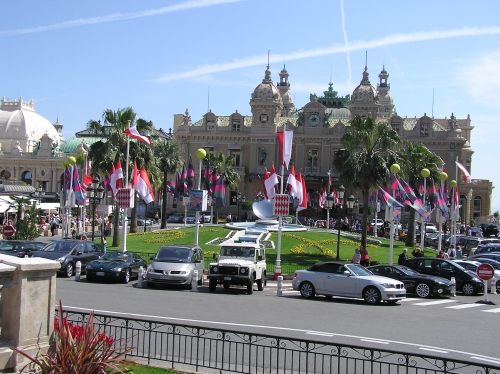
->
224;277;231;281
160;275;172;280
96;272;105;276
398;290;405;294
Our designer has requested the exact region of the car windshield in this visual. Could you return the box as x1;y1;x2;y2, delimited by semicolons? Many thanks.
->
156;247;192;262
396;266;419;275
101;252;130;261
345;264;373;276
41;242;76;252
220;246;255;258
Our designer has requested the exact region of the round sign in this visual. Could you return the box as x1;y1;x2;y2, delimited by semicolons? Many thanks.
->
3;225;15;237
477;263;494;281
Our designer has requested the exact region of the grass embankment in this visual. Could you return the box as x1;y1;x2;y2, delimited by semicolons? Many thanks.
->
106;226;436;267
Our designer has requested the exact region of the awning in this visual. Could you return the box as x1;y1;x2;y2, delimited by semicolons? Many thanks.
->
39;203;60;212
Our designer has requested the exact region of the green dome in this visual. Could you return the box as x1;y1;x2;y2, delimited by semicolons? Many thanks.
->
59;136;103;154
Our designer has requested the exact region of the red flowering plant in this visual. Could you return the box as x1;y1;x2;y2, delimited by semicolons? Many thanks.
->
13;300;133;374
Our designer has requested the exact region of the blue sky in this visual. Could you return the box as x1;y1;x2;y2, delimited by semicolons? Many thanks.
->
1;0;500;213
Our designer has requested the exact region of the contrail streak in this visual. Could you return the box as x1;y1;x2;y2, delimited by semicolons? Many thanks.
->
340;0;351;86
0;0;243;37
156;26;500;83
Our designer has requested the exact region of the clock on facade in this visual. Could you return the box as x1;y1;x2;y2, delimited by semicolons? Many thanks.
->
307;113;321;127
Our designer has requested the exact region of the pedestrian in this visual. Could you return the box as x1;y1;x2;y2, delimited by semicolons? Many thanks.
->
455;245;463;259
412;247;424;258
50;218;57;236
447;246;456;260
351;248;361;264
359;245;370;267
155;212;159;224
398;248;409;265
226;213;232;223
101;235;107;253
81;234;87;241
436;250;445;259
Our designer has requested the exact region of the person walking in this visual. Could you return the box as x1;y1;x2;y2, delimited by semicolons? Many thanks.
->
359;245;370;267
398;248;409;265
412;247;424;258
101;235;107;253
351;248;361;264
447;246;456;260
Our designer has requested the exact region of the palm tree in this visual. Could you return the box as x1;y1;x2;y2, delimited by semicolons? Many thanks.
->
208;152;241;221
397;142;443;247
333;115;401;248
154;139;182;228
87;108;156;246
10;195;42;240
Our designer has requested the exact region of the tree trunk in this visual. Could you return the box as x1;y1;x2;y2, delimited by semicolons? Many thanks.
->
112;202;120;247
161;170;168;229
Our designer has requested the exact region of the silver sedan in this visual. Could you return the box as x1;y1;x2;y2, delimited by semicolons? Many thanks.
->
292;261;406;304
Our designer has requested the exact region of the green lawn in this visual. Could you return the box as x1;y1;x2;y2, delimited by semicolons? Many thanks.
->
106;226;437;268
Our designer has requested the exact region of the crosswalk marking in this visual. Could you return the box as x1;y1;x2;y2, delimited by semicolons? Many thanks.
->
412;299;457;306
481;308;500;313
446;304;484;309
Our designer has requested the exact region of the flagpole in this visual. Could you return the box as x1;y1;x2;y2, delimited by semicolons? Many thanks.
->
122;120;131;253
194;148;206;246
389;165;400;265
452;155;459;250
420;168;430;252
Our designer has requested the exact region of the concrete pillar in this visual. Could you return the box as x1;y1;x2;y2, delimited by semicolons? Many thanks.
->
0;255;60;372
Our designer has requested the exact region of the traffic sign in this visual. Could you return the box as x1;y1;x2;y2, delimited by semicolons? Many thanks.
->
2;225;15;237
477;263;494;281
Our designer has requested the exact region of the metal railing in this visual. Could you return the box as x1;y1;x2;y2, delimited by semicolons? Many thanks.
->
61;308;500;374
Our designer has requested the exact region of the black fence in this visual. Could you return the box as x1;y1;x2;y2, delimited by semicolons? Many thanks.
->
62;308;500;374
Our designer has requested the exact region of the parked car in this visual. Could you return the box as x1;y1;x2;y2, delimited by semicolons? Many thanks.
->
32;240;104;277
424;233;449;248
184;214;197;224
403;258;484;295
86;251;146;283
167;213;184;223
470;227;483;237
136;216;153;226
292;261;406;304
200;211;212;223
468;253;500;263
481;223;499;237
473;243;500;256
456;237;500;256
146;244;204;289
371;219;384;228
367;264;453;298
424;223;438;233
454;260;500;293
0;240;45;258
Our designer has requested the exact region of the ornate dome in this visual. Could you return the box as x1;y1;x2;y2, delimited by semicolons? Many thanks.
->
251;65;281;103
0;96;62;153
351;67;379;104
281;91;293;104
325;107;351;119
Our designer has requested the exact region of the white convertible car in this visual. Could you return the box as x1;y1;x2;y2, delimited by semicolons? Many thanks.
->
292;261;406;304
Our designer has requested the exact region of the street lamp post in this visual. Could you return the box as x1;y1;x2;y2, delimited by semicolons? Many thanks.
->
325;192;335;231
335;185;345;261
87;178;104;242
346;194;356;228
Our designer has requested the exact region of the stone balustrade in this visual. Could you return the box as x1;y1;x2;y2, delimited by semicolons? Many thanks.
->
0;254;60;372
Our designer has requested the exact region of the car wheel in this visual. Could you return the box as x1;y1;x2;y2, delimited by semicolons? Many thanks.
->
415;282;432;298
257;277;265;291
299;281;315;299
209;279;217;292
197;274;203;286
247;275;254;295
147;281;155;288
497;280;500;294
462;282;477;296
122;268;130;284
363;286;381;304
65;263;74;278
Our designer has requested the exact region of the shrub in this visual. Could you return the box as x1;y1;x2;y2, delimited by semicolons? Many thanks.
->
13;300;132;374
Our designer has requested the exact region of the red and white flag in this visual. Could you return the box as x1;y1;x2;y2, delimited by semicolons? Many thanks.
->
455;161;471;183
297;174;307;212
124;125;153;145
277;130;293;169
264;164;279;200
287;164;297;198
110;160;123;196
319;188;327;208
295;171;303;205
82;174;93;190
132;160;155;204
328;170;332;187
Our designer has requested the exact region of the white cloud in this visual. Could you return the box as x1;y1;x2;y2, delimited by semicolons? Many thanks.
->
155;26;500;83
0;0;243;37
460;50;500;107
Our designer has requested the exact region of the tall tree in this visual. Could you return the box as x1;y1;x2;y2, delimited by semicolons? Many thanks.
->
333;115;401;249
87;108;156;246
154;139;182;229
397;142;443;246
208;152;241;221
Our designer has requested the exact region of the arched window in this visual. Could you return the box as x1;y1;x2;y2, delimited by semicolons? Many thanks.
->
21;170;32;185
473;196;482;219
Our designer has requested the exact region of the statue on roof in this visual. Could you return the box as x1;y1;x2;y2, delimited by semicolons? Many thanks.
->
51;141;59;156
32;141;40;155
448;113;458;130
258;147;267;166
182;109;192;126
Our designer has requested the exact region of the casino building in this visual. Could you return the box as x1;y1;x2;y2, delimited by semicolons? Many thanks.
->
172;63;494;225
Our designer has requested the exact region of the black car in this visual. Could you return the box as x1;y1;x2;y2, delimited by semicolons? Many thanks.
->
481;223;499;238
368;264;453;298
468;253;500;262
0;240;45;258
85;251;146;283
403;258;484;296
456;237;500;256
473;243;500;256
32;240;104;277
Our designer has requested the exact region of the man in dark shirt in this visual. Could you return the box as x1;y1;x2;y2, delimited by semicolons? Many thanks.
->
398;248;409;265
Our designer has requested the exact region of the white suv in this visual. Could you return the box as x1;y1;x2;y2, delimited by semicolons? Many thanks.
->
371;219;384;227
